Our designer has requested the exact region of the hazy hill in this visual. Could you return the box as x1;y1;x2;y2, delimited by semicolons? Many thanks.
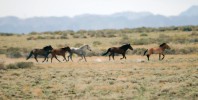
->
0;6;198;33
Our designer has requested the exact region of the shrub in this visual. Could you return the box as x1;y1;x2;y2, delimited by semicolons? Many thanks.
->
119;35;131;44
73;34;80;38
6;47;23;58
0;33;14;36
16;62;34;68
27;36;37;40
6;51;22;58
0;61;5;70
182;27;192;31
37;36;46;39
140;33;148;37
93;41;102;47
6;63;18;69
0;49;6;54
6;62;34;69
82;35;87;38
190;31;198;36
107;34;117;38
29;31;38;35
131;48;147;55
60;35;69;39
132;38;152;45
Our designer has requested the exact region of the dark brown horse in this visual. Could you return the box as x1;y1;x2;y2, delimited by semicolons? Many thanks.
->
102;43;133;60
50;47;71;63
143;43;170;61
26;45;53;62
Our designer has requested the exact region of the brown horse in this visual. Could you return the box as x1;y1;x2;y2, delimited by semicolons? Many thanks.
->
50;47;71;63
102;43;133;60
26;45;53;62
143;43;170;61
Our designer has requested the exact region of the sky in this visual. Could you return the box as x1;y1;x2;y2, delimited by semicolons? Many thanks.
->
0;0;198;19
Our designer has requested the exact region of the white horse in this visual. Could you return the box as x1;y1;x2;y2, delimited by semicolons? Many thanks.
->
67;44;92;62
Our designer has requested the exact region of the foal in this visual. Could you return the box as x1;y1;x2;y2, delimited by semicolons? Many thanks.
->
143;43;170;61
50;47;71;63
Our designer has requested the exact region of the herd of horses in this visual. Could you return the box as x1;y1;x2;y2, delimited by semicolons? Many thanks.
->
26;43;171;62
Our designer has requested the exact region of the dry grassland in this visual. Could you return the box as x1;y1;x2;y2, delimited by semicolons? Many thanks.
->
0;31;198;99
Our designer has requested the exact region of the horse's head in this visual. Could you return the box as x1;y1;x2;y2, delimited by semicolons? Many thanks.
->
87;45;92;51
160;43;170;50
127;43;133;50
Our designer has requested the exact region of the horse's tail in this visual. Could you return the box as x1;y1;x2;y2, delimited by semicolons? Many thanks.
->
26;51;33;60
143;49;148;56
102;48;111;56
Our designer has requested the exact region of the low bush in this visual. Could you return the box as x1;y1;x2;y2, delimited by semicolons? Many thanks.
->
6;47;23;58
119;35;132;44
93;41;102;47
0;49;6;54
60;35;69;39
140;33;148;37
132;38;154;45
0;61;5;70
131;48;147;55
6;62;34;69
6;51;22;58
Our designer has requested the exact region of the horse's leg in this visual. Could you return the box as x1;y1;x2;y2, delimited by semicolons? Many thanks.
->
55;55;61;62
51;56;54;63
146;54;150;61
34;54;38;62
162;54;165;60
46;57;48;62
68;53;73;62
83;55;87;62
120;53;126;60
62;54;67;62
112;53;115;60
79;55;83;61
43;57;46;62
124;53;126;59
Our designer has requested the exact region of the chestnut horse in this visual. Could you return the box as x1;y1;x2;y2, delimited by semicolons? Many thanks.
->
143;43;170;61
26;45;53;62
102;43;133;60
50;47;71;63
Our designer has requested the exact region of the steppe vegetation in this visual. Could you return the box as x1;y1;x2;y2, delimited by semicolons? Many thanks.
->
0;26;198;99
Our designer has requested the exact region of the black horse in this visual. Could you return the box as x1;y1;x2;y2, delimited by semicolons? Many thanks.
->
102;43;133;60
26;45;53;62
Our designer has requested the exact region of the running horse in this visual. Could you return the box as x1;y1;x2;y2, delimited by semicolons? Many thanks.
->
102;43;133;60
26;45;53;62
67;44;92;62
143;43;171;61
50;46;71;63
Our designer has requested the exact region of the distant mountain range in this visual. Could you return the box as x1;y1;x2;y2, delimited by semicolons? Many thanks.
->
0;5;198;33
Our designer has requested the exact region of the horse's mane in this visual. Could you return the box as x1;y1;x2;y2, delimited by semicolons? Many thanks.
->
61;47;70;50
120;44;129;49
159;43;166;47
43;45;52;51
43;46;49;50
80;44;88;49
